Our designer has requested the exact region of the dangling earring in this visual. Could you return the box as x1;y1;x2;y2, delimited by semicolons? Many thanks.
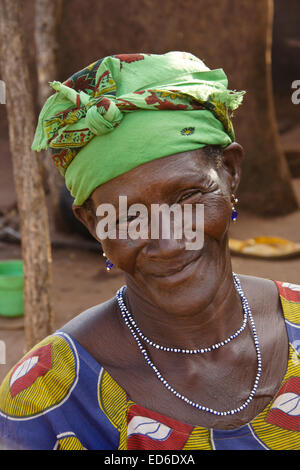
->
103;252;114;271
231;194;238;223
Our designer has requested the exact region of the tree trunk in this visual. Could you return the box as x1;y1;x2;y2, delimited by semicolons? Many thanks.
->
34;0;66;230
0;0;54;349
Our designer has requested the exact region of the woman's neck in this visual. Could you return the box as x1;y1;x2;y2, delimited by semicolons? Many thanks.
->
124;269;244;351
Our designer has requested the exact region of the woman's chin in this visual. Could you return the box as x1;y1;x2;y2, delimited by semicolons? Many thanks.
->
141;256;221;316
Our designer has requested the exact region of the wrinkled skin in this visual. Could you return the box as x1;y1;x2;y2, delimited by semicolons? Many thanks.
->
64;143;288;429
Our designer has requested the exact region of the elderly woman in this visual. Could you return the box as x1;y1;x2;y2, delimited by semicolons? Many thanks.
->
0;52;299;451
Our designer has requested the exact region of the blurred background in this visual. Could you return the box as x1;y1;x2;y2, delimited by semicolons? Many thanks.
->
0;0;299;378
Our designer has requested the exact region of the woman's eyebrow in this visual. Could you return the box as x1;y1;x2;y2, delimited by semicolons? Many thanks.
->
95;169;218;213
162;170;218;191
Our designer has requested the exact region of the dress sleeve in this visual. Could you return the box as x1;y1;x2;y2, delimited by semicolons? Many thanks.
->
0;332;121;450
274;280;300;353
0;334;84;450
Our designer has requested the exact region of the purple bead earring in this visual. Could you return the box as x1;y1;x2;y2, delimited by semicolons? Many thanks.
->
103;252;114;271
231;194;238;223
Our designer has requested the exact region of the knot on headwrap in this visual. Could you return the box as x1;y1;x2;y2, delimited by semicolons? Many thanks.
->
32;79;124;169
32;52;245;204
85;98;123;136
49;81;124;135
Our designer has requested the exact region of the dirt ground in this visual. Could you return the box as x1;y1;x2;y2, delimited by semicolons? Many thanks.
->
0;131;300;383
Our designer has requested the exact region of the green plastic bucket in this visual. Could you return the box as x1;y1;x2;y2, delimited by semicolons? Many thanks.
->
0;260;24;317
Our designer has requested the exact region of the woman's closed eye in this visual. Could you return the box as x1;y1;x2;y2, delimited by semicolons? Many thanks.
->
178;188;216;203
178;182;219;203
179;190;203;202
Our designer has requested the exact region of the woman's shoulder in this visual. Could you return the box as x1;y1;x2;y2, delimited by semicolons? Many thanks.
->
61;295;118;342
236;273;282;309
237;274;300;345
237;273;300;302
60;295;128;369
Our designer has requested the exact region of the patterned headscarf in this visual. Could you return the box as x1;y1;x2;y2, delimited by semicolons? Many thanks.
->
32;52;244;205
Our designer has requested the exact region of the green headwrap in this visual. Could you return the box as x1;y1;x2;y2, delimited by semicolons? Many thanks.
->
32;52;244;205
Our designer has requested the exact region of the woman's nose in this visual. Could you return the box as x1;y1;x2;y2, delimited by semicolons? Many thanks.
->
143;209;187;258
144;235;186;260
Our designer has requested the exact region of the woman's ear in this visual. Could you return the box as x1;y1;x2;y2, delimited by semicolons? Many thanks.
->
221;142;244;194
72;204;98;240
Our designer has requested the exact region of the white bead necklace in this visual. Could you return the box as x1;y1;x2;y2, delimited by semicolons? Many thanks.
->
118;274;248;354
116;273;262;416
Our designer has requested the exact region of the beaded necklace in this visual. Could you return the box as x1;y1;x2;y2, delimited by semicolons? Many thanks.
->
116;273;262;416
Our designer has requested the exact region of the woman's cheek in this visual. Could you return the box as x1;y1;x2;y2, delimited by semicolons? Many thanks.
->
203;195;231;240
100;237;143;274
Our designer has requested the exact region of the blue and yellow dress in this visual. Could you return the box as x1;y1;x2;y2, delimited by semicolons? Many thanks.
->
0;281;299;450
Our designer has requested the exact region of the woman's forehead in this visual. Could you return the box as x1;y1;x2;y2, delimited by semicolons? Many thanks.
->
91;149;214;204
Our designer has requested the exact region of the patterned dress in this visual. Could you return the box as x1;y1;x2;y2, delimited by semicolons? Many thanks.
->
0;281;299;450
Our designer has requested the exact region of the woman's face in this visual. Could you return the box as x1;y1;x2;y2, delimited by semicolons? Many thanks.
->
74;144;243;315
